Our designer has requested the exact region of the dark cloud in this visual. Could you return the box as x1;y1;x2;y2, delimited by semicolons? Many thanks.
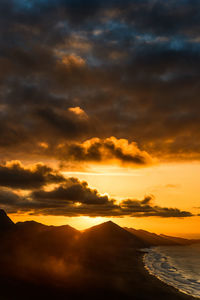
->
32;177;110;205
0;174;193;218
120;197;193;218
0;161;64;189
55;137;153;165
0;189;21;207
0;0;200;162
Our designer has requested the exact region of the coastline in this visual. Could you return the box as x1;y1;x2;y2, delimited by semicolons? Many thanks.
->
0;218;198;300
141;249;198;300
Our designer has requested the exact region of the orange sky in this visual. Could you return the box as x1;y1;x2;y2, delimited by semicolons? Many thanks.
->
10;161;200;238
2;0;200;239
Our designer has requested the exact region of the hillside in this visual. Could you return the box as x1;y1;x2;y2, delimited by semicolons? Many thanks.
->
125;227;194;246
0;210;194;300
81;221;146;248
0;209;14;231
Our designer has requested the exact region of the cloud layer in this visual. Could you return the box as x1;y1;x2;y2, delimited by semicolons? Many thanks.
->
0;161;64;189
0;161;193;218
55;137;153;165
0;0;200;163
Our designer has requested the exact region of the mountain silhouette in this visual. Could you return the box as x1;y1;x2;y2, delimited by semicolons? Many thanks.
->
0;210;197;247
16;220;79;237
81;221;146;248
0;211;196;300
159;234;192;245
125;227;194;246
14;220;81;259
0;209;14;231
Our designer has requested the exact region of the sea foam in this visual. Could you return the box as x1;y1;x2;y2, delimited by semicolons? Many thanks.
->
143;244;200;299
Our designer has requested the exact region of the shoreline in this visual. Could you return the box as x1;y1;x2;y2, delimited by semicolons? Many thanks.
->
141;249;199;300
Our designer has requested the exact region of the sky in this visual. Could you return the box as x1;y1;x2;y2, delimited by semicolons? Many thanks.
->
0;0;200;237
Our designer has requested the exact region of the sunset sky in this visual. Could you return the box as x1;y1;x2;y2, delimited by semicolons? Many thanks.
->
1;0;200;237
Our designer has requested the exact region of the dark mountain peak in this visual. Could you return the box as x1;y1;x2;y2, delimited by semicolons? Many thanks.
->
17;220;44;226
105;220;115;225
16;220;47;230
83;220;126;235
82;220;145;248
0;209;14;230
0;209;8;217
16;221;80;237
103;220;120;227
53;224;80;234
93;220;120;229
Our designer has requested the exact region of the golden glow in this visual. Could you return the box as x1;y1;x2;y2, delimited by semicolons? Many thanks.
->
38;142;49;149
9;161;200;238
68;106;88;119
10;213;200;238
10;213;109;230
62;54;85;67
62;162;200;210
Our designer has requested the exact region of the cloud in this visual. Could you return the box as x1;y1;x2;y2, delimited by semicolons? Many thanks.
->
0;0;200;163
0;189;21;207
68;106;88;119
120;197;193;218
0;161;65;189
0;172;193;218
32;178;110;205
56;137;153;166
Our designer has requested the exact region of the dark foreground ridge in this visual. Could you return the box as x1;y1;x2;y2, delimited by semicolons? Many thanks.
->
0;210;196;300
0;209;14;230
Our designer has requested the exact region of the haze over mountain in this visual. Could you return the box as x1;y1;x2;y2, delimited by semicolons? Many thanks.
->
0;210;196;300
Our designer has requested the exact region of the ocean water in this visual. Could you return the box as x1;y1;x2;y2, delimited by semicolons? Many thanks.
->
143;244;200;299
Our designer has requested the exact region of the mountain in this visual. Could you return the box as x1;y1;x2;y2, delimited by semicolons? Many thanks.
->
160;234;192;245
0;213;196;300
16;220;79;237
0;209;15;231
125;227;192;246
14;220;81;258
0;210;197;248
16;220;47;233
76;221;147;282
81;221;146;248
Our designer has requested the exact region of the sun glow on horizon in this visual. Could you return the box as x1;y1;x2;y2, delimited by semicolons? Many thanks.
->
7;161;200;238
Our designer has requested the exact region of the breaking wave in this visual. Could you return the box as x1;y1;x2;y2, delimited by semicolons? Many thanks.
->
143;244;200;299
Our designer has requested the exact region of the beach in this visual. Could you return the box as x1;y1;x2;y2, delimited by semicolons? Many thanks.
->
143;245;200;299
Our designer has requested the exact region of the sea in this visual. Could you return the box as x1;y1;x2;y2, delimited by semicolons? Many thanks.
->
143;244;200;299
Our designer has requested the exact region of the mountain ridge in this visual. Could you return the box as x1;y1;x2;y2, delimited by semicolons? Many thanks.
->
0;209;199;246
81;220;147;248
0;209;15;231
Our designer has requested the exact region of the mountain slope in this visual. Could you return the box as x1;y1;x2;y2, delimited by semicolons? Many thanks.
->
14;220;81;258
160;234;192;245
125;227;192;246
0;209;15;231
81;221;146;248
